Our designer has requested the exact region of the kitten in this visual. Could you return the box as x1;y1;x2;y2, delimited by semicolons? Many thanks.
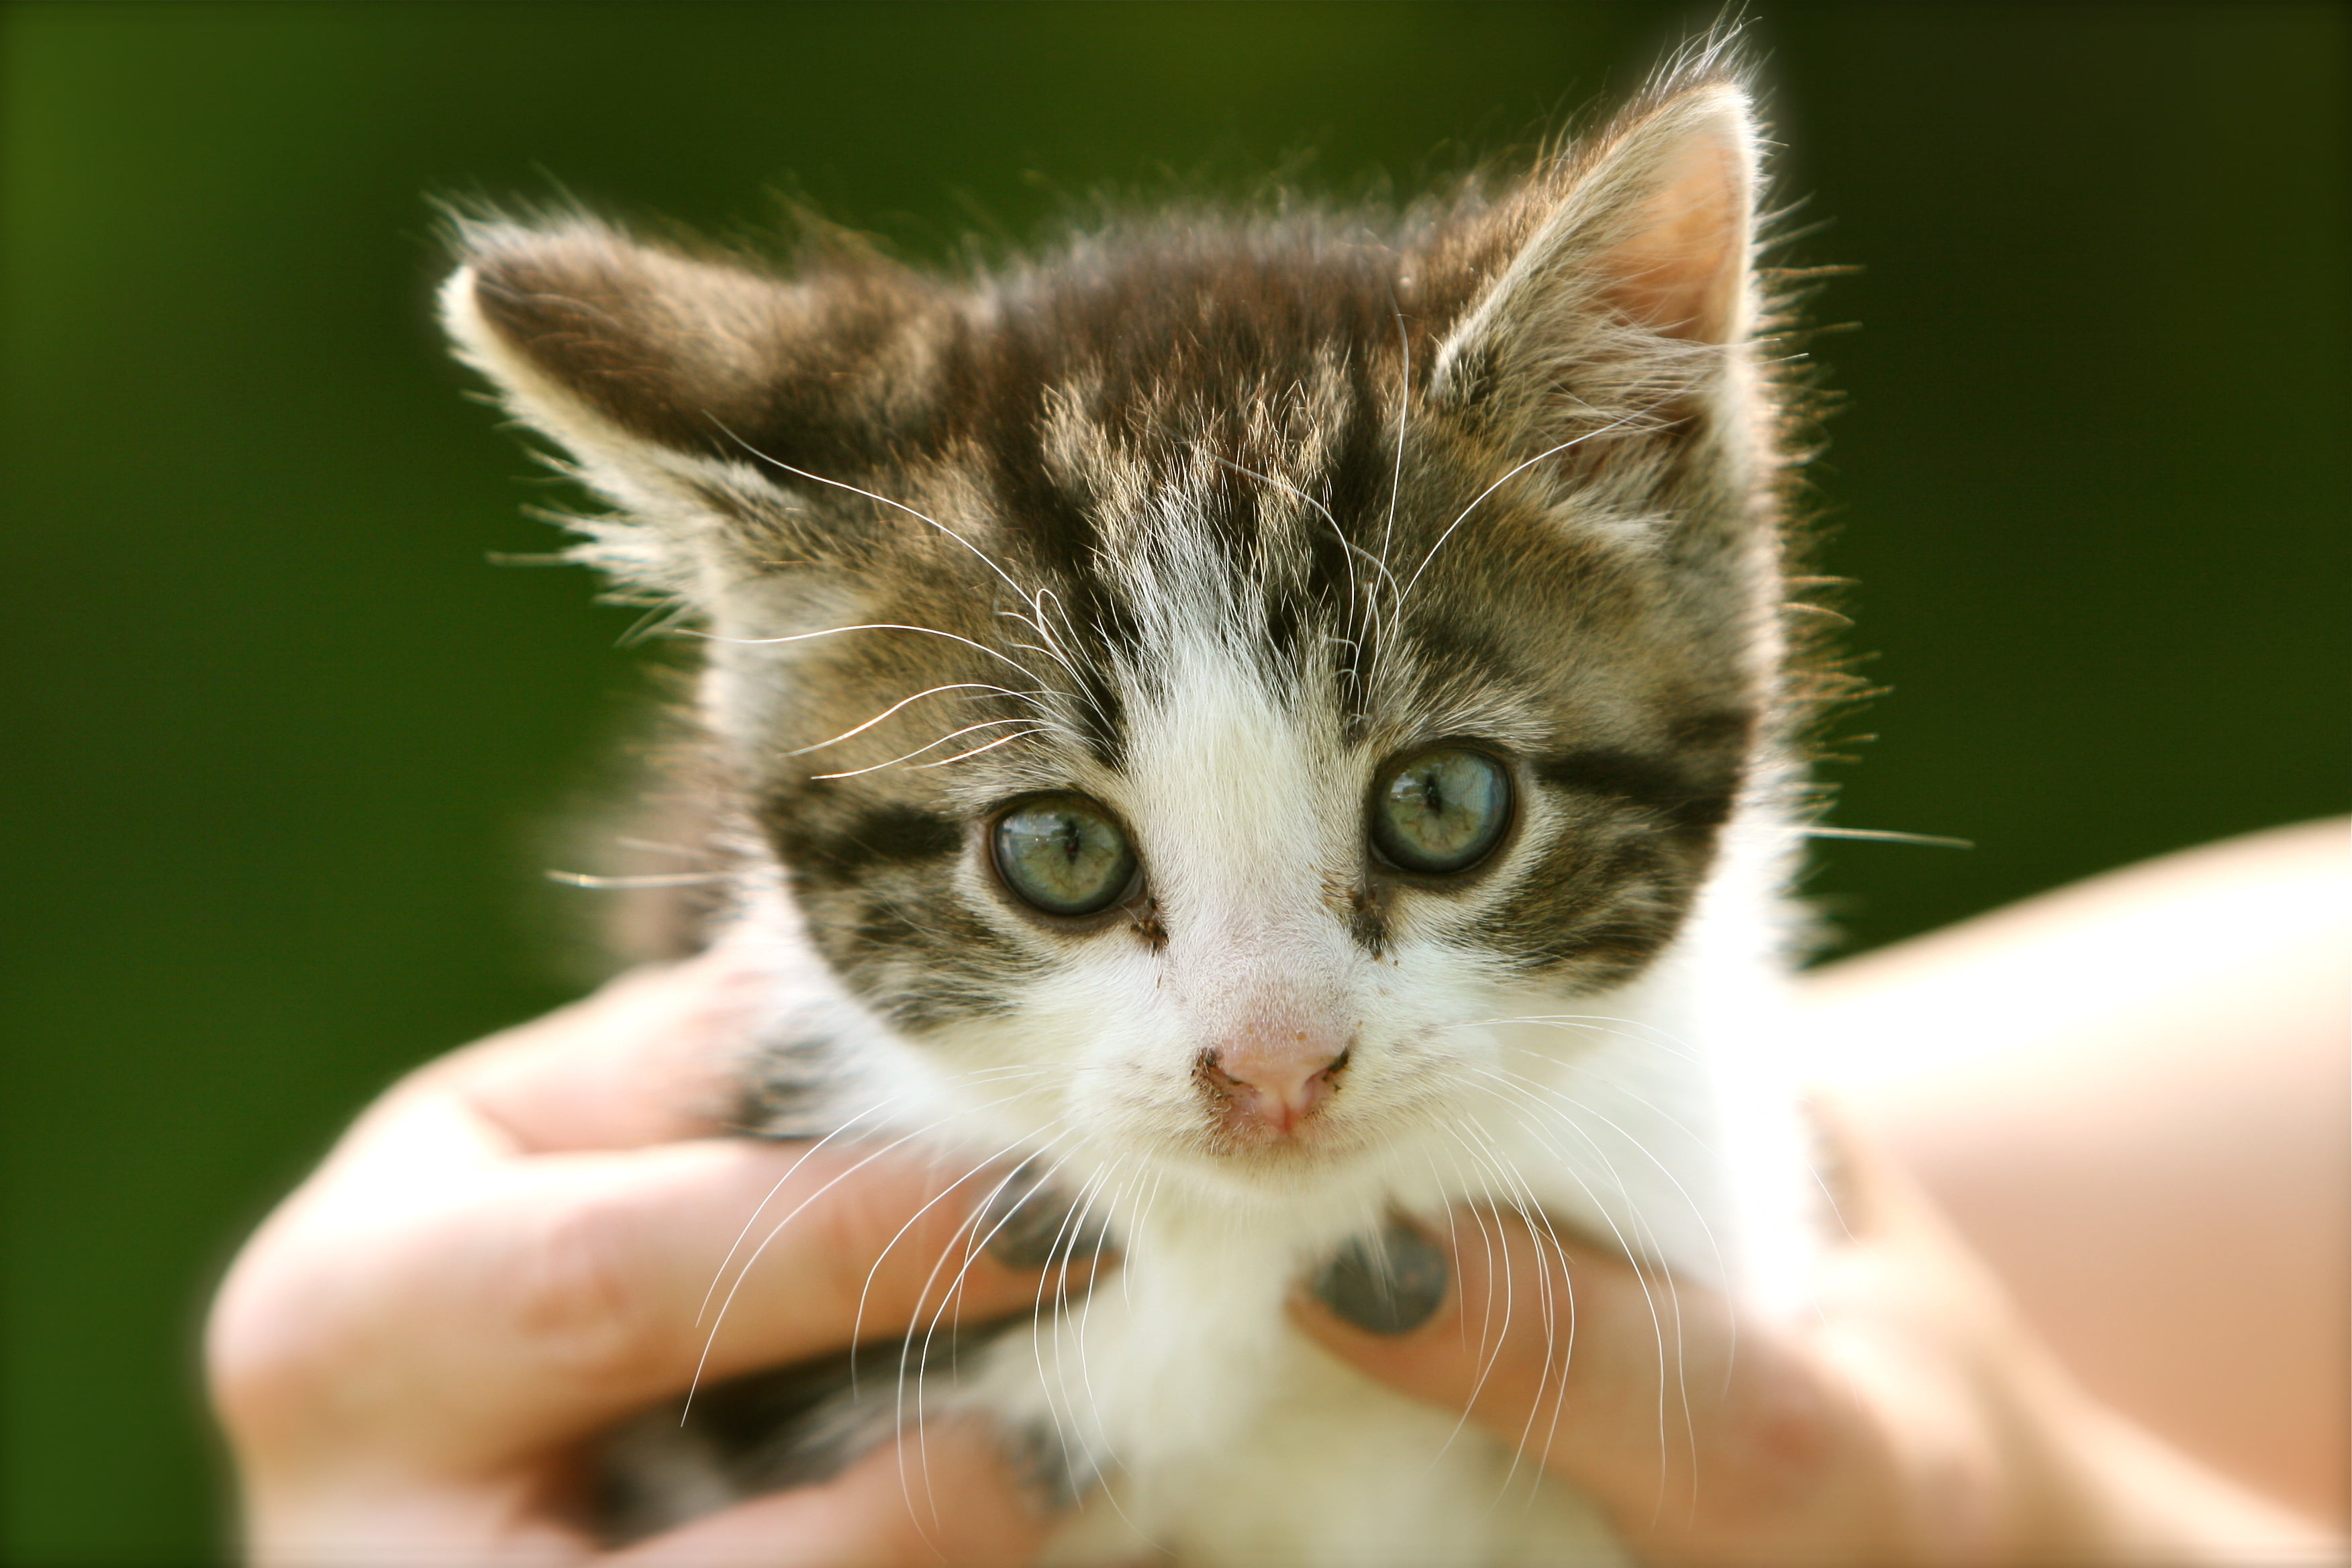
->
444;52;1828;1568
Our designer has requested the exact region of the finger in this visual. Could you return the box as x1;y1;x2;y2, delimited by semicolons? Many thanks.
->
1293;1210;1884;1562
424;949;775;1152
606;1418;1056;1568
279;1139;1106;1468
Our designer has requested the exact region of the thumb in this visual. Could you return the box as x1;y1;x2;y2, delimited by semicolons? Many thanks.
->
1291;1210;1873;1563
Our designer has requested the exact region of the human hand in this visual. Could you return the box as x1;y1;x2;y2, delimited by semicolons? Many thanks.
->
207;952;1069;1566
1292;1116;2341;1566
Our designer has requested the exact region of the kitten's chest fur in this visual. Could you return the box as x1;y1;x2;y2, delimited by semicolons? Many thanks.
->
450;52;1833;1567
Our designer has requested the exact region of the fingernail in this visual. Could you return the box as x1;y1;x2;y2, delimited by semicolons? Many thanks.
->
977;1161;1110;1271
1312;1217;1450;1335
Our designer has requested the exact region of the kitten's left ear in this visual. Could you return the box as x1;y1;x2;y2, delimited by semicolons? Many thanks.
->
1429;75;1761;444
440;215;938;601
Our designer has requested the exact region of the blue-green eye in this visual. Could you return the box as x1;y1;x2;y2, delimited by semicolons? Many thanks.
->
1371;747;1511;874
992;795;1138;916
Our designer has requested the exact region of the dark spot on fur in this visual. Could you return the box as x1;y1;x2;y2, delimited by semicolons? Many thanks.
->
765;801;962;891
1068;626;1132;771
1669;708;1757;754
594;1313;1048;1545
1001;1414;1104;1512
1535;747;1738;834
1348;881;1391;957
1261;590;1307;674
730;1032;838;1138
976;1157;1118;1270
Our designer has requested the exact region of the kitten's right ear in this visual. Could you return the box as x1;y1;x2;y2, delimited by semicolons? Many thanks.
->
440;217;936;595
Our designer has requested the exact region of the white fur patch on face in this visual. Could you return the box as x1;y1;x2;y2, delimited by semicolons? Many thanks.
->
1124;618;1360;1044
920;513;1499;1197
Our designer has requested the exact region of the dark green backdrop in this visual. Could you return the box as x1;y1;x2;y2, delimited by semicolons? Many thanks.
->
3;3;2343;1561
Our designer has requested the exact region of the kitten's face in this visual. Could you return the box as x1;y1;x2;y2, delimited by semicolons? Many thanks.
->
446;79;1779;1197
719;358;1755;1184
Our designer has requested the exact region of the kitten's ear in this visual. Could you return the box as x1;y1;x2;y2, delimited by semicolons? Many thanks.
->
1429;76;1761;447
440;217;934;595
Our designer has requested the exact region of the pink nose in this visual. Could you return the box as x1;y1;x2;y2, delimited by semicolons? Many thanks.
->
1200;1038;1350;1137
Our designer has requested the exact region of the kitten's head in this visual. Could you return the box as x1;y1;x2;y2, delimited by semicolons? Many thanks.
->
446;72;1792;1201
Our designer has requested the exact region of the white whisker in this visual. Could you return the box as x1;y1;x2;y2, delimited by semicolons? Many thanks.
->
1467;1071;1708;1510
895;1121;1086;1523
1474;1064;1728;1291
1380;308;1410;605
1802;825;1973;848
1399;407;1653;605
693;1089;954;1331
908;727;1052;770
685;1083;1056;1416
544;869;732;889
1461;1091;1687;1520
1447;1111;1575;1506
710;420;1061;648
808;718;1039;779
690;621;1045;686
1430;1125;1527;1459
785;683;1035;757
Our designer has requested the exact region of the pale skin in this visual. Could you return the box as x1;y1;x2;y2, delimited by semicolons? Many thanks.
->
208;821;2349;1564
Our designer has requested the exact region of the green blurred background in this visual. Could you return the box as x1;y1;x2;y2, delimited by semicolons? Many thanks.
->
3;3;2343;1560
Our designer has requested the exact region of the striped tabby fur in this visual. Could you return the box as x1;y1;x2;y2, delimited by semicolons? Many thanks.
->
446;50;1828;1567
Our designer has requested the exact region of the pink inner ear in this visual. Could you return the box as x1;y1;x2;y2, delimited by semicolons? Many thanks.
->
1598;134;1749;345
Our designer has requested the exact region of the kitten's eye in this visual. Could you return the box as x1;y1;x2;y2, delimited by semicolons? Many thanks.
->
1371;747;1511;875
991;795;1138;917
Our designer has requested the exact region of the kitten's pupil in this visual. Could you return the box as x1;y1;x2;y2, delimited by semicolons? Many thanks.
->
993;795;1137;917
1372;748;1510;875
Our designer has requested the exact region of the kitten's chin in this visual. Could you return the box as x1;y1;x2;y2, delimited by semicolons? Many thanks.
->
1112;1077;1461;1195
1200;1112;1357;1161
1153;1112;1393;1196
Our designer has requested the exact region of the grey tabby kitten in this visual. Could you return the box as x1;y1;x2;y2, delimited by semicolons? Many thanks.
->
444;50;1834;1568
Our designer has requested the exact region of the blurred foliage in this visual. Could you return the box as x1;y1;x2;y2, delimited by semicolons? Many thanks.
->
2;3;2343;1560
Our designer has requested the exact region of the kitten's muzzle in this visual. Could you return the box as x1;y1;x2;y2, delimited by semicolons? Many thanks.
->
1197;1037;1350;1140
